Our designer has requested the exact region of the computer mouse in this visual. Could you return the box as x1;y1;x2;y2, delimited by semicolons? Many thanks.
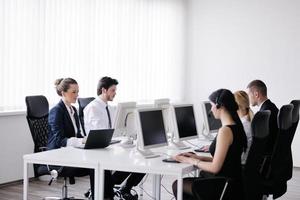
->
162;158;180;163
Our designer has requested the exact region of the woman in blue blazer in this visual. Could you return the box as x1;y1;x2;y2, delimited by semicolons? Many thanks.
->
48;78;85;148
47;78;114;200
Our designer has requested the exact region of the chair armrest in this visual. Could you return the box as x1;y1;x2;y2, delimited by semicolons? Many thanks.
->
259;155;272;179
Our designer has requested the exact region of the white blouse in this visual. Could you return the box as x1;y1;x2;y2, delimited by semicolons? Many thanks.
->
241;116;252;164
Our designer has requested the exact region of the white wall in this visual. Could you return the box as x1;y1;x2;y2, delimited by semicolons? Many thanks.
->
186;0;300;166
0;113;34;184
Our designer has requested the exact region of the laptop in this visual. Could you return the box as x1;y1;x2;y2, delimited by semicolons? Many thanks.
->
80;129;114;149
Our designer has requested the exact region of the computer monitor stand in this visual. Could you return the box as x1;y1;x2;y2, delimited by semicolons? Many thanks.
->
201;125;216;141
202;133;215;141
136;147;160;159
169;140;190;150
120;135;136;148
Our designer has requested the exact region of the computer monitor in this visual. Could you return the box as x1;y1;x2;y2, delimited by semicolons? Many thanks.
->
201;101;222;140
168;104;198;149
154;98;170;108
136;107;168;158
154;98;172;133
113;102;137;139
173;104;198;140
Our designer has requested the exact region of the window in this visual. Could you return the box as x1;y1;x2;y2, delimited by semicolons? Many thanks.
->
0;0;186;111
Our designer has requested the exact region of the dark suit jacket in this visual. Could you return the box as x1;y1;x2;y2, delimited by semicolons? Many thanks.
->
47;100;82;150
260;99;279;154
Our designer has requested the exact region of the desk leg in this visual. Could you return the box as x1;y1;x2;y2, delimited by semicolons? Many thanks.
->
177;175;183;200
23;161;28;200
94;165;99;200
99;166;104;200
152;174;161;200
152;174;156;199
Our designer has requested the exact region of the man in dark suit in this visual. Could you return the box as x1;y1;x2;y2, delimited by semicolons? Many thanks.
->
247;79;279;154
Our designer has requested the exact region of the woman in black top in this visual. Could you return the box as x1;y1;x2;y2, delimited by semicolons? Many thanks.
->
172;89;247;200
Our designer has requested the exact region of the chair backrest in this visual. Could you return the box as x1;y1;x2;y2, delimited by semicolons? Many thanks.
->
243;110;270;199
245;110;270;171
290;100;300;142
78;97;95;135
271;104;293;182
25;95;49;177
285;100;300;179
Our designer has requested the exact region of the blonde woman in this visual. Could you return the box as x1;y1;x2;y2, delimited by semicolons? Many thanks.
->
234;90;254;164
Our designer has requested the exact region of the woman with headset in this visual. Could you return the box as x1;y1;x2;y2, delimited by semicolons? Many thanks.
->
172;89;247;200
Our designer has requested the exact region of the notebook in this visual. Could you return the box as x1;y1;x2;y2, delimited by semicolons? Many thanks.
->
79;129;114;149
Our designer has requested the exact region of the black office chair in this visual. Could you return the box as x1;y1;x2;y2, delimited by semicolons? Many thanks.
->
77;97;95;135
262;104;294;199
25;95;84;200
243;110;270;200
192;177;232;200
25;95;50;177
286;100;300;180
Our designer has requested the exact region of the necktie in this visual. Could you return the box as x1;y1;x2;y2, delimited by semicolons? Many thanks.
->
69;106;78;137
69;106;74;115
105;105;112;129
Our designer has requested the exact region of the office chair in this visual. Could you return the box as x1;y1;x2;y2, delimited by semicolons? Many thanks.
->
25;95;84;200
261;104;293;199
25;95;50;177
192;177;232;200
243;110;270;200
77;97;95;135
286;100;300;180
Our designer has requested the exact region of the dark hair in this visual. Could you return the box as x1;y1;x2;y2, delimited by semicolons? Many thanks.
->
97;76;119;96
54;78;78;96
247;79;267;96
209;89;239;111
209;89;247;152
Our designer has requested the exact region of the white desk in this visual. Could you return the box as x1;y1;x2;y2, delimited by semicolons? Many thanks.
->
91;145;196;200
23;148;100;200
23;142;206;200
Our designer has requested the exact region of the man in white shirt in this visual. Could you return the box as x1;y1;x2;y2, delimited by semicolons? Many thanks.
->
84;76;144;200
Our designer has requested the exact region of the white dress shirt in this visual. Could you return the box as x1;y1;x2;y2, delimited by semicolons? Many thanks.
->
67;105;78;134
83;97;116;135
241;116;252;164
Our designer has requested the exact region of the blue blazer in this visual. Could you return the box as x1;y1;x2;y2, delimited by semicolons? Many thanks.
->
47;100;82;150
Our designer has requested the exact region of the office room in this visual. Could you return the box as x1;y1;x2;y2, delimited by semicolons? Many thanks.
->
0;0;300;199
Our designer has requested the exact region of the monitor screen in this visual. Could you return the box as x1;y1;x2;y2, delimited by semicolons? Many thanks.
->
139;109;167;148
174;105;198;140
203;101;222;133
